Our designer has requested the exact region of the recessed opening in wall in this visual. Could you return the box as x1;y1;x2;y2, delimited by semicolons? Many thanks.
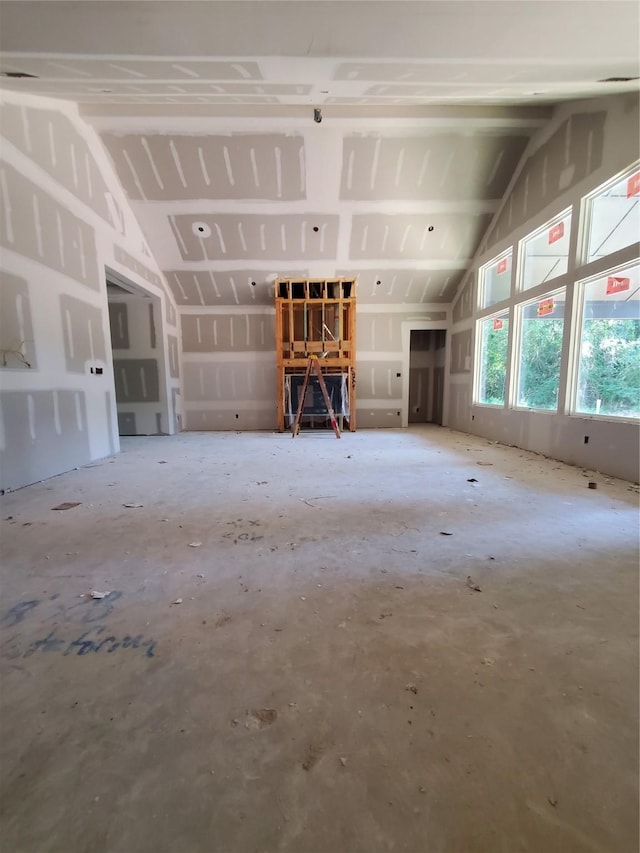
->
408;329;447;426
105;268;171;439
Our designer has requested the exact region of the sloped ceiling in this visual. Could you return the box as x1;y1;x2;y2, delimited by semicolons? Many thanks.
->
1;1;638;308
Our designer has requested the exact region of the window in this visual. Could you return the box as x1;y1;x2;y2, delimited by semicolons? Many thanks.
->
476;311;510;405
519;210;571;291
479;249;512;309
515;290;566;410
584;165;640;263
574;262;640;419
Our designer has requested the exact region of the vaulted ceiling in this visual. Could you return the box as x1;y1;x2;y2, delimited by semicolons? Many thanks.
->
1;1;638;308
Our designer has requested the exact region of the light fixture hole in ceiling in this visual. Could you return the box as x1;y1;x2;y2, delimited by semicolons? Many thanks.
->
251;281;257;287
428;226;434;232
313;226;319;233
192;222;211;238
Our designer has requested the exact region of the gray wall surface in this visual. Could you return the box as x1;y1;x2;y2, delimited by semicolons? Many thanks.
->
448;93;640;481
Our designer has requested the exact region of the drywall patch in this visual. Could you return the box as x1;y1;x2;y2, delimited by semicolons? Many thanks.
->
183;362;276;403
452;276;475;324
105;390;115;455
100;133;305;202
108;302;130;350
349;212;492;261
113;359;160;403
60;294;106;373
165;269;284;306
181;313;275;353
0;162;99;289
169;214;339;262
117;411;137;436
0;270;36;369
0;102;113;224
450;330;473;374
486;111;607;249
167;334;180;378
0;389;90;491
338;268;461;304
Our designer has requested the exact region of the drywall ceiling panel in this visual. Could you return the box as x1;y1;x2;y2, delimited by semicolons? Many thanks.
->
169;214;339;262
340;134;528;201
101;133;305;201
166;270;285;306
0;163;99;290
0;58;263;81
349;213;492;261
338;268;463;303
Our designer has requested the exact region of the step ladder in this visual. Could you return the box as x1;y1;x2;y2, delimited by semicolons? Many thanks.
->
291;356;341;439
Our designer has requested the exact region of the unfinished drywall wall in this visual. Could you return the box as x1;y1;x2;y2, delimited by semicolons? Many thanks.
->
0;91;180;491
448;92;640;481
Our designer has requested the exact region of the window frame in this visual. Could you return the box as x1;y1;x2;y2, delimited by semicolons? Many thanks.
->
579;160;640;267
517;207;572;295
473;308;512;408
511;287;567;413
569;258;640;423
478;248;513;311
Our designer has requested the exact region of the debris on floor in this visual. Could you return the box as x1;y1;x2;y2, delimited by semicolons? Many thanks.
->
123;503;144;508
466;576;482;592
339;756;348;767
89;590;111;599
477;462;493;466
405;683;418;694
588;481;598;490
467;478;478;483
171;598;183;605
302;743;325;771
440;531;453;536
51;502;81;511
188;541;202;547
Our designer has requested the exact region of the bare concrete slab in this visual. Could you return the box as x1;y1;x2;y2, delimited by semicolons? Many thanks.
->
0;427;638;853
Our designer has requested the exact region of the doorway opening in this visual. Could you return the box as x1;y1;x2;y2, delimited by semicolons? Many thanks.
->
408;329;447;425
105;269;170;437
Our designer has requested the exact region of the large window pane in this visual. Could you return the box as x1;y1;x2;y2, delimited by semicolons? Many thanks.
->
479;250;512;309
477;311;509;405
585;166;640;263
520;211;571;291
516;290;565;410
575;263;640;418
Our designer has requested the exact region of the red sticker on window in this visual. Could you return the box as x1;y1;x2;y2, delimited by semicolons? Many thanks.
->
548;222;564;244
537;298;555;316
606;276;630;295
627;172;640;198
496;258;509;275
493;318;504;331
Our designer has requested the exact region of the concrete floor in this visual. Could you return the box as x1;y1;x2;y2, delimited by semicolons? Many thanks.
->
0;425;638;853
